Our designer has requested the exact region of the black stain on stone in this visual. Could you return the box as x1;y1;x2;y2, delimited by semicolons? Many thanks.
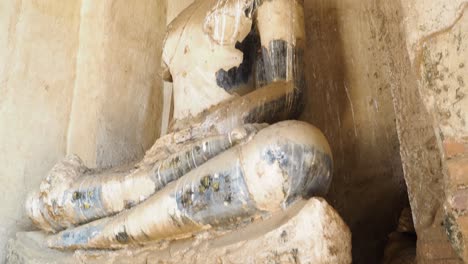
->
116;228;130;244
261;141;333;203
243;90;304;125
124;200;136;210
264;148;288;167
262;40;288;81
280;230;288;243
215;25;260;93
199;175;212;192
180;189;194;208
259;39;306;89
444;212;464;256
244;39;306;123
175;166;257;227
72;191;84;201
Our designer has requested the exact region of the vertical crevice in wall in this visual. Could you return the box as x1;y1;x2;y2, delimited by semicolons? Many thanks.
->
301;0;408;262
65;0;168;168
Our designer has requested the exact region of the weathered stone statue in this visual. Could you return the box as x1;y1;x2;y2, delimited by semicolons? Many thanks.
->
23;0;350;261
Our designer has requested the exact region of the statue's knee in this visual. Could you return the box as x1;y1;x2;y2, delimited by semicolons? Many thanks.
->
240;121;333;212
25;154;88;232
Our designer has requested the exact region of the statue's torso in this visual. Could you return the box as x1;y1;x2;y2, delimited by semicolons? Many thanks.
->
162;0;258;121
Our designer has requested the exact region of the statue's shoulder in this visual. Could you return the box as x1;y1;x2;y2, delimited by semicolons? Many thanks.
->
162;1;204;70
162;0;256;66
166;2;200;35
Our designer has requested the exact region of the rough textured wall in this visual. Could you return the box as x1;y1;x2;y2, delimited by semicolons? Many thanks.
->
400;0;468;262
0;0;166;261
67;0;166;168
0;1;82;262
301;0;408;262
389;2;459;262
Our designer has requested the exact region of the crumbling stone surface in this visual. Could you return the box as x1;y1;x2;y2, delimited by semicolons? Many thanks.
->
301;1;408;262
416;3;468;261
388;0;468;262
7;198;352;264
348;0;463;262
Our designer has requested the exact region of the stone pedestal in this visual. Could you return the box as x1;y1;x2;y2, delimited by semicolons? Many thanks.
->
7;198;351;264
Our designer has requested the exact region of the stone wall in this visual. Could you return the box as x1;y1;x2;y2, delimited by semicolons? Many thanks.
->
0;1;166;261
300;0;410;262
0;1;81;261
67;0;166;168
399;0;468;262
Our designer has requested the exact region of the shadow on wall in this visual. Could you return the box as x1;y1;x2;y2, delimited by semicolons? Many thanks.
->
301;0;409;262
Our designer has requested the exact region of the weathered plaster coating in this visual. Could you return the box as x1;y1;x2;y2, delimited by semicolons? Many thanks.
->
406;2;468;261
418;4;468;140
67;0;166;168
401;0;467;63
399;0;468;262
301;0;407;262
0;0;166;261
0;1;82;261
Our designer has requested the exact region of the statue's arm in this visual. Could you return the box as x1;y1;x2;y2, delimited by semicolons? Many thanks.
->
254;0;306;89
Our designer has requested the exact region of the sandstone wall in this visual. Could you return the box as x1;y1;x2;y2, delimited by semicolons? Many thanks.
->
0;1;166;261
304;0;468;262
399;1;468;262
300;0;409;262
67;0;166;168
0;1;81;261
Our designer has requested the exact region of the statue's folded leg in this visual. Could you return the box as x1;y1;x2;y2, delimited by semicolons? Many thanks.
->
26;124;265;233
46;120;333;250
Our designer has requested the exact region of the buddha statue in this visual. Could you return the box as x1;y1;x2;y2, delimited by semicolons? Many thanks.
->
25;0;335;250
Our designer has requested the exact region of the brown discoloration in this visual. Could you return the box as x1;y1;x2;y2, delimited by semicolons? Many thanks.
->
444;138;468;158
451;189;468;213
447;157;468;187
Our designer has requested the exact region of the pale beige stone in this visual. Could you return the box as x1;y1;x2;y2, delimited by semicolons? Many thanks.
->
67;0;166;168
401;0;468;62
0;1;82;261
413;4;468;261
7;198;352;264
417;3;468;140
167;0;194;24
400;0;468;262
0;0;167;261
